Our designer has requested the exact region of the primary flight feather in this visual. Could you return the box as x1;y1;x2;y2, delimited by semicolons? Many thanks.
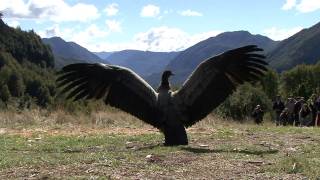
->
57;45;268;146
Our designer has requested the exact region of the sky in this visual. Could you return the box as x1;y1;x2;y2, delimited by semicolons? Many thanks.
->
1;0;320;52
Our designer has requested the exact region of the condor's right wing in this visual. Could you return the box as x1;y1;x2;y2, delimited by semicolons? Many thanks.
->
57;63;161;127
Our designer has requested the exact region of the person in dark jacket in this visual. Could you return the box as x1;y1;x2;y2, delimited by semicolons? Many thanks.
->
293;97;305;126
308;94;317;126
273;95;285;126
280;108;289;126
315;96;320;127
285;97;296;125
252;105;264;124
299;103;311;126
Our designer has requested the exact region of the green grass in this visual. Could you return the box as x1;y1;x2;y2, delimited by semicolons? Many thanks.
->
0;125;320;179
0;111;320;179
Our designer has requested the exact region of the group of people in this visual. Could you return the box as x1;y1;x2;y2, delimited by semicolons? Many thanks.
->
252;94;320;126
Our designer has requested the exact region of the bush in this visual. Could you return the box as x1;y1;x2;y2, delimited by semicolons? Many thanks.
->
215;83;272;121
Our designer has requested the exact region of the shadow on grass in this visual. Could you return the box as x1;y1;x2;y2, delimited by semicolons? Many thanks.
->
181;147;278;155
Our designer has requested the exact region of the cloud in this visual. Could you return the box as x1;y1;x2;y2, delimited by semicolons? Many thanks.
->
6;20;20;28
282;0;297;10
104;3;119;16
0;0;29;17
0;0;99;22
140;4;160;17
179;10;203;16
37;24;73;39
87;26;222;52
296;0;320;13
281;0;320;13
262;26;303;40
106;20;121;32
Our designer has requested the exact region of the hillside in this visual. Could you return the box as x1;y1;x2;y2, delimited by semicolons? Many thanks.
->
42;37;104;68
0;19;56;107
146;31;277;86
105;50;179;77
94;51;114;60
267;22;320;71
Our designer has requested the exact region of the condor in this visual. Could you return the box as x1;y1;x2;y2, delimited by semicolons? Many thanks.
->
57;45;268;146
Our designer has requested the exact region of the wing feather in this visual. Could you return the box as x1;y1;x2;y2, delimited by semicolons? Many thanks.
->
172;45;268;127
57;63;160;127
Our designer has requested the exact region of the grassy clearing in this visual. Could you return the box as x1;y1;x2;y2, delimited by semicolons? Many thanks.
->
0;110;320;179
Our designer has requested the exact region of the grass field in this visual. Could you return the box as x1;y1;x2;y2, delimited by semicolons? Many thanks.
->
0;109;319;179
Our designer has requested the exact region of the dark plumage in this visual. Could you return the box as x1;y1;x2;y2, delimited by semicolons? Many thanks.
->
57;45;268;146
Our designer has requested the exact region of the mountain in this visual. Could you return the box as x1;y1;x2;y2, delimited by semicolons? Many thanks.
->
42;37;104;68
94;51;114;60
267;22;320;71
105;50;180;77
146;31;277;86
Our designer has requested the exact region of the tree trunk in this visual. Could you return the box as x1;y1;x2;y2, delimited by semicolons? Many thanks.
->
163;123;188;146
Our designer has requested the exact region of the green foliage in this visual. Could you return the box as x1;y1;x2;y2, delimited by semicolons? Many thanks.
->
7;73;25;97
0;19;54;68
215;83;272;120
0;84;10;103
260;69;279;99
280;63;320;98
0;19;56;109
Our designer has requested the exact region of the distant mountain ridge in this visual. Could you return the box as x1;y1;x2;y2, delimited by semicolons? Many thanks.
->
94;51;114;60
105;50;179;77
42;37;104;68
267;22;320;71
44;20;320;83
146;31;277;86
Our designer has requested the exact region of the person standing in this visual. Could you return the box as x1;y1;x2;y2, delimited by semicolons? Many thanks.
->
293;97;305;126
285;97;296;125
299;103;311;126
252;105;264;124
280;108;289;126
273;95;285;126
315;96;320;127
308;94;317;126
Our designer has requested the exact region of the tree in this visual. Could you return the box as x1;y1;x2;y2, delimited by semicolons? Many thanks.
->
8;73;25;97
0;84;11;105
215;83;272;120
280;64;320;98
260;69;279;99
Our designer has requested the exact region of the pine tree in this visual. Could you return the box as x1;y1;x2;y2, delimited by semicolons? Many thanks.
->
0;84;11;104
8;73;25;97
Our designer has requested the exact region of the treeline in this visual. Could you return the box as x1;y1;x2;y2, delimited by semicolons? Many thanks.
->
216;63;320;120
0;18;57;109
0;18;105;113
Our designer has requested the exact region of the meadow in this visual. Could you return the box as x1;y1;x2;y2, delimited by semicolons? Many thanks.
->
0;109;319;179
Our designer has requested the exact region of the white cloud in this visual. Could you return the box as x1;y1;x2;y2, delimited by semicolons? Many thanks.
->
106;20;121;32
87;26;222;52
296;0;320;13
179;9;203;16
104;3;119;16
37;24;74;39
0;0;29;17
6;20;20;28
282;0;297;10
281;0;320;12
262;26;303;40
140;4;160;17
0;0;99;22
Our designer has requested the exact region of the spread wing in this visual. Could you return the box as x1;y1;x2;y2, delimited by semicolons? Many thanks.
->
172;45;268;127
56;63;160;127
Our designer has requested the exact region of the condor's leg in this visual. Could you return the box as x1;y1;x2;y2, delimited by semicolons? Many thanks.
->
163;123;188;146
